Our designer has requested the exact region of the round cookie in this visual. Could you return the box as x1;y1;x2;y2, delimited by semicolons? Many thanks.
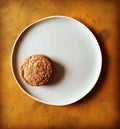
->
20;54;52;86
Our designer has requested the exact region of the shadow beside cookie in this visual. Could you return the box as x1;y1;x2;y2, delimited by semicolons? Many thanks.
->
47;60;65;86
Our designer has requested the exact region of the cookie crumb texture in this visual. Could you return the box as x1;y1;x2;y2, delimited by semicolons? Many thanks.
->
20;54;52;86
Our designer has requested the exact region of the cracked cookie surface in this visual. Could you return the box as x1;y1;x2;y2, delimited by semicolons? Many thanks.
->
20;54;52;86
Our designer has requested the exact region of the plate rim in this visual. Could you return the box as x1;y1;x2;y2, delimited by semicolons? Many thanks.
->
11;15;102;106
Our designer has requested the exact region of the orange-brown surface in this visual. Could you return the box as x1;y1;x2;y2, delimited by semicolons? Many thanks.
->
0;0;120;129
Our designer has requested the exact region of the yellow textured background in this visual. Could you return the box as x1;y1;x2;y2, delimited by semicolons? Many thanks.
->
0;0;120;129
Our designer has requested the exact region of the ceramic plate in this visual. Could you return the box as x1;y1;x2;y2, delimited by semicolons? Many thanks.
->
11;16;102;106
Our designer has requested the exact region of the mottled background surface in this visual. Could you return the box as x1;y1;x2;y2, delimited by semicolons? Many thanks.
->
0;0;120;129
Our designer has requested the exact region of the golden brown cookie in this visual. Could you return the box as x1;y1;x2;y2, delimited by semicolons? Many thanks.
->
20;54;52;86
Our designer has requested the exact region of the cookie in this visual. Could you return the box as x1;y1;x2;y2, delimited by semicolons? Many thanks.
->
20;54;52;86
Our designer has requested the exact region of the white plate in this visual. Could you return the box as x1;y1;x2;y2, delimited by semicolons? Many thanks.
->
11;16;102;106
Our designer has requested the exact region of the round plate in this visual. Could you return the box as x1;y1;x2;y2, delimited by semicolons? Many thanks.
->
11;16;102;106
